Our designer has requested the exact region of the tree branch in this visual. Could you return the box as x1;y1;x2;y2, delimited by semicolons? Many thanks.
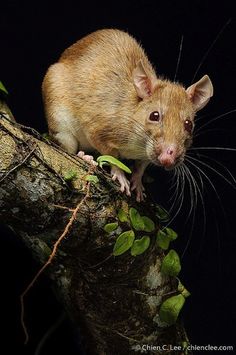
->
0;109;191;355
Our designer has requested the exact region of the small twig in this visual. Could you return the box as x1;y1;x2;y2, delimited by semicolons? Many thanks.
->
0;110;15;123
133;289;149;296
162;289;178;297
51;204;75;212
34;312;66;355
88;254;113;269
20;183;91;344
114;330;139;343
0;146;37;183
0;111;50;142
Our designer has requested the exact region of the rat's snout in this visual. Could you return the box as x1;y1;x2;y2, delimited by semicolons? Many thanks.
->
158;144;179;168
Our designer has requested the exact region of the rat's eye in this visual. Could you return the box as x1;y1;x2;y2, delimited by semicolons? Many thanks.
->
149;111;160;122
184;119;193;133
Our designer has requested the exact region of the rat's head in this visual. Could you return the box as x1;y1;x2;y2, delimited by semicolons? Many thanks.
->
132;60;213;169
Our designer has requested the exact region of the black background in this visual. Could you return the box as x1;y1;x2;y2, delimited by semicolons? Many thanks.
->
1;1;236;354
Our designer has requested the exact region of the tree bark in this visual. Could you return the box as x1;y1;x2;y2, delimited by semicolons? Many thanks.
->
0;106;191;355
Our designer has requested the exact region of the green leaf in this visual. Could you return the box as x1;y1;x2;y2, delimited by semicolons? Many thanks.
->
156;228;178;250
129;209;155;232
104;222;119;233
85;174;99;184
159;294;185;325
42;133;52;141
155;205;170;221
181;288;191;298
165;227;178;240
117;208;129;223
178;280;191;298
97;155;132;174
113;230;135;256
0;81;8;96
142;216;155;232
156;230;171;250
131;236;150;256
177;279;185;293
129;207;145;231
64;170;77;181
161;249;181;277
157;228;178;250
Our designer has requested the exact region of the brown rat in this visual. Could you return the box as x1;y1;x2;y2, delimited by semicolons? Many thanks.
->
42;29;213;201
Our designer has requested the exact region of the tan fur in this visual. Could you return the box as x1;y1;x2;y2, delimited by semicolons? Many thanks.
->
42;28;213;165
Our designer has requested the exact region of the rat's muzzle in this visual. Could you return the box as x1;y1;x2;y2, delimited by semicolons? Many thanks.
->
157;144;180;169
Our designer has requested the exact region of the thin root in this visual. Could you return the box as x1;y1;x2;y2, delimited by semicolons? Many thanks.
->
20;182;91;344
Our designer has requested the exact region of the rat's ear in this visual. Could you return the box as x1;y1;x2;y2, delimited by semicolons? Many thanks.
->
133;60;157;99
186;75;213;111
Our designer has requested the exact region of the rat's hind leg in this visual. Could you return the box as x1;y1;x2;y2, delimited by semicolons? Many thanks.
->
53;131;79;154
43;62;80;154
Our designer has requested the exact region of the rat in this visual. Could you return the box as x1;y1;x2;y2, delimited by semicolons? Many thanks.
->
42;29;213;201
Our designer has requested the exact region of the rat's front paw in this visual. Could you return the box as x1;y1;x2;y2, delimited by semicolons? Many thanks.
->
111;165;131;196
130;175;146;202
77;151;98;166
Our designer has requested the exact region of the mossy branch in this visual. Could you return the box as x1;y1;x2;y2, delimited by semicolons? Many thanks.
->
0;106;191;355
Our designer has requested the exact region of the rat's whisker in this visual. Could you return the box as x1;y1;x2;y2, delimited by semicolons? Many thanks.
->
169;167;179;195
194;109;236;134
194;111;215;122
124;119;160;152
168;165;182;209
77;112;157;151
189;152;236;185
174;35;184;82
164;183;185;230
182;163;196;221
168;166;180;208
84;118;154;155
167;166;185;223
191;18;231;83
181;165;197;258
184;160;206;230
192;166;207;249
187;155;236;190
185;157;227;218
175;160;206;258
181;204;196;258
193;128;227;139
185;156;230;254
189;146;236;152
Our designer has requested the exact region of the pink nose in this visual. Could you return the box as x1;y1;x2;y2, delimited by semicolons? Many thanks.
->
159;155;174;167
158;145;176;167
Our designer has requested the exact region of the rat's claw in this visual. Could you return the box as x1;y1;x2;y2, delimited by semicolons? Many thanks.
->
77;151;98;166
111;165;131;196
136;189;147;202
130;174;146;202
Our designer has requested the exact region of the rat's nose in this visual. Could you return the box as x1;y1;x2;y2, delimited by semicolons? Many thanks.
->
159;154;174;167
158;144;177;167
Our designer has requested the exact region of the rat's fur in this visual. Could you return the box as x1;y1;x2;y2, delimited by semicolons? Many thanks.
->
42;29;213;200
